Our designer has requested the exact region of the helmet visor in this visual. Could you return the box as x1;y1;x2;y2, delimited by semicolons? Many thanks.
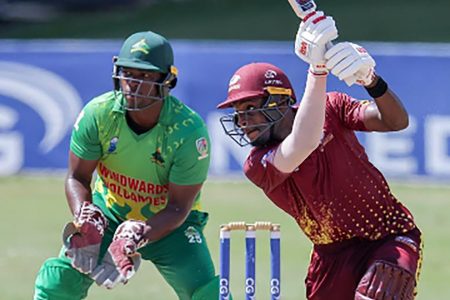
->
113;69;170;111
219;101;291;147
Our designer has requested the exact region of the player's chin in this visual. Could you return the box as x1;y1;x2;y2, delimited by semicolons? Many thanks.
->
245;129;260;140
125;94;147;102
249;131;270;147
126;97;154;109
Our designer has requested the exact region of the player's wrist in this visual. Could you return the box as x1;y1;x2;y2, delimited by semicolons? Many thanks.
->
363;73;378;88
309;64;328;76
364;75;388;98
114;220;151;252
74;201;108;236
143;223;152;241
309;64;328;77
74;200;93;217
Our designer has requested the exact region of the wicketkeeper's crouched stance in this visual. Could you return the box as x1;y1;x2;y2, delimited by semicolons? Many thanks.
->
33;31;223;300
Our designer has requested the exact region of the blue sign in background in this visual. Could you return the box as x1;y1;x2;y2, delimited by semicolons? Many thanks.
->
0;40;449;178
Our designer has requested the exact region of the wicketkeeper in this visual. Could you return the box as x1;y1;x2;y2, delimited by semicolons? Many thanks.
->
33;31;224;300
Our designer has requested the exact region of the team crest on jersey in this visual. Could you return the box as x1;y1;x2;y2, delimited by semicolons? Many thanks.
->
196;137;209;160
151;148;165;166
108;137;119;153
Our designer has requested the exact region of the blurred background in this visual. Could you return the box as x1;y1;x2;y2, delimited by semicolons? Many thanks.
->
1;0;449;41
0;0;449;299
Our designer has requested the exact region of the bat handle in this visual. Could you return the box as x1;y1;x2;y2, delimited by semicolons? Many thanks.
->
326;41;334;50
288;0;317;19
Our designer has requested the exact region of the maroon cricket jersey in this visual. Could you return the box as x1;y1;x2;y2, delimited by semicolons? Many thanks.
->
244;92;416;245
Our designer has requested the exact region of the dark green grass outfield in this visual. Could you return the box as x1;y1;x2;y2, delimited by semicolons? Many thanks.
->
1;176;449;299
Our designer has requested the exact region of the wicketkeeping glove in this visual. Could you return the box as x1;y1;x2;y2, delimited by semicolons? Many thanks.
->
90;249;141;289
294;11;338;74
63;201;108;274
325;42;376;86
91;220;150;288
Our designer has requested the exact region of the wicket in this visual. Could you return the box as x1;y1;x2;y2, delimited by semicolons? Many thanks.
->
219;221;281;300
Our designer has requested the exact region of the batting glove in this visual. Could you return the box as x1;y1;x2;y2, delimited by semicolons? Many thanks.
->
294;11;338;75
325;42;376;86
63;201;108;274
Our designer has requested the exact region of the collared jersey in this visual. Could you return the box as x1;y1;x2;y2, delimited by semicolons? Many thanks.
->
70;91;211;221
244;92;416;245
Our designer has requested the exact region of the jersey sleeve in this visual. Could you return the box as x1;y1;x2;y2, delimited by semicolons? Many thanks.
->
327;92;371;131
244;146;290;192
70;102;102;160
169;126;211;185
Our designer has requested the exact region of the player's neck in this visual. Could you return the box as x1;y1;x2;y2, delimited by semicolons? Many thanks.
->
126;105;162;134
259;111;294;146
277;109;295;140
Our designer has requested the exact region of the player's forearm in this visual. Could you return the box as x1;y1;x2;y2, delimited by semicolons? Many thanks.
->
143;204;190;242
289;72;327;148
373;89;409;130
368;76;409;131
275;73;327;172
65;175;93;216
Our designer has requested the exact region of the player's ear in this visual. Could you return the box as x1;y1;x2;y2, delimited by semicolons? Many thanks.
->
165;65;178;89
167;77;177;89
289;96;296;105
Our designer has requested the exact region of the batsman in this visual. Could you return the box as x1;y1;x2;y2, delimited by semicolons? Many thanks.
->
33;31;223;299
217;10;422;300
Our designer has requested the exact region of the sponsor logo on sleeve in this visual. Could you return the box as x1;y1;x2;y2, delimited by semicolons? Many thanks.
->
261;149;275;168
196;137;209;160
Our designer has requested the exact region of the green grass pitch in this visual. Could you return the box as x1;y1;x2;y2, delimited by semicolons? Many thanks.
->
1;176;449;299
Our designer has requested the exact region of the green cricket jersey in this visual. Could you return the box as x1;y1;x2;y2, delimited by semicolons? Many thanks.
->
70;91;210;221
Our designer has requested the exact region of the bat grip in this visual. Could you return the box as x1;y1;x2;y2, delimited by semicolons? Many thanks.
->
326;41;334;51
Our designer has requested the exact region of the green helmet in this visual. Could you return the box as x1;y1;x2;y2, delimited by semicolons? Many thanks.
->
115;31;174;73
113;31;178;111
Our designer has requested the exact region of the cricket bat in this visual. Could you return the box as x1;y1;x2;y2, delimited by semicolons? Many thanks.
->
287;0;318;19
